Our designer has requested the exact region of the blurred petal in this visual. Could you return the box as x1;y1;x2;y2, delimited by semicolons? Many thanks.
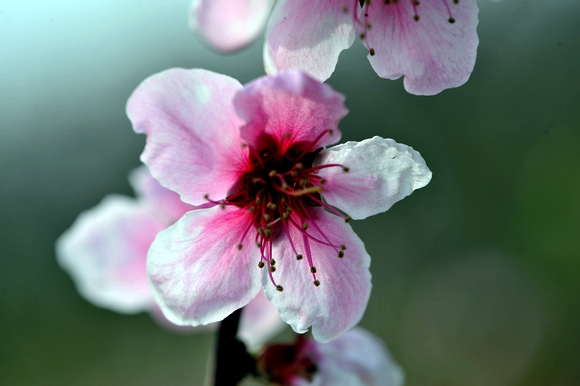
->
265;208;371;343
128;165;193;221
148;206;262;326
264;0;356;81
56;195;162;313
362;0;479;95
234;71;346;152
127;68;248;205
317;136;432;220
312;328;405;386
238;289;285;351
189;0;274;52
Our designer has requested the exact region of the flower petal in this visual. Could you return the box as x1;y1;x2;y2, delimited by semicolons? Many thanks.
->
264;0;356;82
56;195;162;313
238;289;286;351
317;136;431;220
311;328;405;386
234;70;346;152
265;208;371;343
148;206;262;326
128;165;193;221
126;68;248;205
362;0;479;95
189;0;274;52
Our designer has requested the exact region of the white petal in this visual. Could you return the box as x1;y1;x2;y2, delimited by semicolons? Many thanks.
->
317;136;432;220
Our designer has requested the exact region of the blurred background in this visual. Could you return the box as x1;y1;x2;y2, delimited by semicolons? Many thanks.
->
1;0;579;384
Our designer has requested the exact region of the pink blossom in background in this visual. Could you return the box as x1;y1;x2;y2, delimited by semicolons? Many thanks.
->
264;0;479;95
189;0;274;52
56;166;284;348
127;69;431;342
257;328;404;386
189;0;479;95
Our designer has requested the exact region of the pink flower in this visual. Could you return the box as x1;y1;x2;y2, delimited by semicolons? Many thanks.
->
257;328;404;386
265;0;479;95
127;69;431;342
189;0;479;95
56;166;284;347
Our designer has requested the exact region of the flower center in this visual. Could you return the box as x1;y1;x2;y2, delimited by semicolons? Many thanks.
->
204;130;349;291
257;335;318;385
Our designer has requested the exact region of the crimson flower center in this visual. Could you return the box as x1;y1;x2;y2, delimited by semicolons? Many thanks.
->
204;131;349;291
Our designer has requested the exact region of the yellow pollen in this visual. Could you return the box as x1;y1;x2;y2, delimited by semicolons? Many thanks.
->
289;186;323;197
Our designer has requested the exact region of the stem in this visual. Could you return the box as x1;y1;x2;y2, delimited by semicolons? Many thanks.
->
213;308;255;386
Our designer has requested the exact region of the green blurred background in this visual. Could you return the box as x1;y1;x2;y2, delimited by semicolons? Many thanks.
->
1;0;579;384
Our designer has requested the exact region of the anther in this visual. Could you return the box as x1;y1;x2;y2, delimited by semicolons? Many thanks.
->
310;266;317;273
264;214;271;221
276;285;284;292
256;241;262;247
269;170;277;178
328;129;334;136
300;179;308;187
265;229;271;238
414;15;420;21
256;197;261;204
313;280;321;287
258;261;265;268
448;17;455;23
369;48;375;56
296;254;303;260
295;163;304;170
338;251;345;258
290;171;298;177
267;203;277;210
344;216;352;223
343;166;350;172
281;183;288;190
302;223;309;230
340;244;346;250
236;243;243;250
270;259;276;266
359;33;366;39
204;194;209;199
252;177;261;184
454;0;459;3
320;178;327;185
282;212;289;220
269;266;276;272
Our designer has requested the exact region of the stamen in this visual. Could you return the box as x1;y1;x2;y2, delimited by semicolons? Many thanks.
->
269;266;276;272
270;259;276;266
310;266;317;273
338;251;345;258
296;254;303;260
276;285;284;292
258;261;265;268
314;280;321;287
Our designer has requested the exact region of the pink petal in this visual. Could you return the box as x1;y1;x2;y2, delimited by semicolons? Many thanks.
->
234;70;347;153
126;69;249;206
148;206;263;326
56;195;163;313
265;208;371;343
361;0;479;95
238;289;286;351
264;0;356;82
129;165;194;222
317;136;432;220
304;328;405;386
189;0;274;52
